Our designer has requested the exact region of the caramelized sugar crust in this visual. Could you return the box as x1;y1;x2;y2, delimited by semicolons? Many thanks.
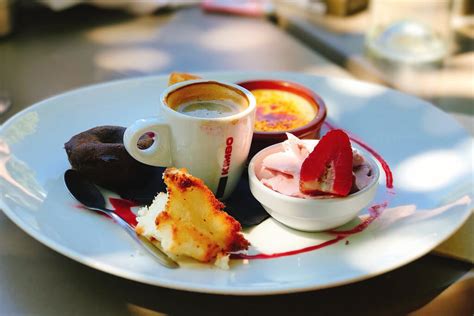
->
168;72;201;86
155;168;249;262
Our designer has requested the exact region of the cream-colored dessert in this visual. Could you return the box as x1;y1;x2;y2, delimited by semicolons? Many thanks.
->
136;168;249;269
252;89;317;132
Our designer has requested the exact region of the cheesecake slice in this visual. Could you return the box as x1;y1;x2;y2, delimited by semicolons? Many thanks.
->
136;168;249;268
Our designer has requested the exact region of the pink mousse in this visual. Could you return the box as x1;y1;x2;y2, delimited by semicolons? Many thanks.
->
258;133;374;198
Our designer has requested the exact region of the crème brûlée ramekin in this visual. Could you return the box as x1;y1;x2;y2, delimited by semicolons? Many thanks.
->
238;80;327;158
248;139;380;232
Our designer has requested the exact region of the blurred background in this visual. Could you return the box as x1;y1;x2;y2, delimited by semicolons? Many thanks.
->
0;0;472;126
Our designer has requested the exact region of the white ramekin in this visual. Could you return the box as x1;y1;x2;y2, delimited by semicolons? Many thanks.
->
248;140;380;232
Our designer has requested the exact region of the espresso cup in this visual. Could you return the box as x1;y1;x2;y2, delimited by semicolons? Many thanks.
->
124;79;256;199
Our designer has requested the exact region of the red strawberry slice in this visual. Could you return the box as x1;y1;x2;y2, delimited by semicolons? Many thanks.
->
300;129;353;196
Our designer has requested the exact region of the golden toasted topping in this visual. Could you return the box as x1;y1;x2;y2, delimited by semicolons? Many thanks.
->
252;89;317;132
153;168;249;264
168;72;201;86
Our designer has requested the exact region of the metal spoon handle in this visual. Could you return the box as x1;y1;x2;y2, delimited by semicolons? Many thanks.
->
91;206;179;269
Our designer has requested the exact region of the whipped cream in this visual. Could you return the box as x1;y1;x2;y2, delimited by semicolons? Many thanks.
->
258;133;374;198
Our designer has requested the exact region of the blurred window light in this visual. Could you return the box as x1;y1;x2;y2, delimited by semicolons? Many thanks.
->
94;49;170;72
395;148;472;192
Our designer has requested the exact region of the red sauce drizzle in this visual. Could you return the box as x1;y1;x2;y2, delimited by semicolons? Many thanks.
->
103;122;394;261
325;202;387;236
109;197;138;227
232;236;346;260
231;202;388;260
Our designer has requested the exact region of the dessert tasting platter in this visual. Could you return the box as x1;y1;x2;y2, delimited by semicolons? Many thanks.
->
0;72;471;295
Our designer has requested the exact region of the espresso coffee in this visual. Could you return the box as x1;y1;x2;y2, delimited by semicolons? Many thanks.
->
125;79;256;199
165;82;249;121
176;100;243;118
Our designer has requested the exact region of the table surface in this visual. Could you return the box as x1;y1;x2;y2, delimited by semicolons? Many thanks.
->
0;5;472;316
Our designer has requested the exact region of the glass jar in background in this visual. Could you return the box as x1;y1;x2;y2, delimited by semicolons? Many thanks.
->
365;0;453;66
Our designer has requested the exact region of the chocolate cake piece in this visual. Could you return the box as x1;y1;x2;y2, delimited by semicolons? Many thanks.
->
64;125;164;199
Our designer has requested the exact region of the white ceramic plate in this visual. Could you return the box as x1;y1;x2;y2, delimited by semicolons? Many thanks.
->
0;72;472;295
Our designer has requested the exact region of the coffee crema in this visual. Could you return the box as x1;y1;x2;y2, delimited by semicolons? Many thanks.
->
176;100;242;118
165;81;250;120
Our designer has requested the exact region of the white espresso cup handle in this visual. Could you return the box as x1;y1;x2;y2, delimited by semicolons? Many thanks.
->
123;117;172;167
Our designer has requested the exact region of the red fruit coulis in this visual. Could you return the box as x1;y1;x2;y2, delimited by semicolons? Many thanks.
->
104;121;395;261
230;202;388;260
76;198;139;227
109;198;139;227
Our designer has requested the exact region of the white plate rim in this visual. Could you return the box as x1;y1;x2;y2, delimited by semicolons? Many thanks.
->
0;72;472;295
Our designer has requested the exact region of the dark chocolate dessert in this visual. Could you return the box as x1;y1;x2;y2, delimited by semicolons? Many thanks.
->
64;125;165;203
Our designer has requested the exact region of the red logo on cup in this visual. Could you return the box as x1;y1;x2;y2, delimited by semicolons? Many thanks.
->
221;137;233;176
216;137;234;198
